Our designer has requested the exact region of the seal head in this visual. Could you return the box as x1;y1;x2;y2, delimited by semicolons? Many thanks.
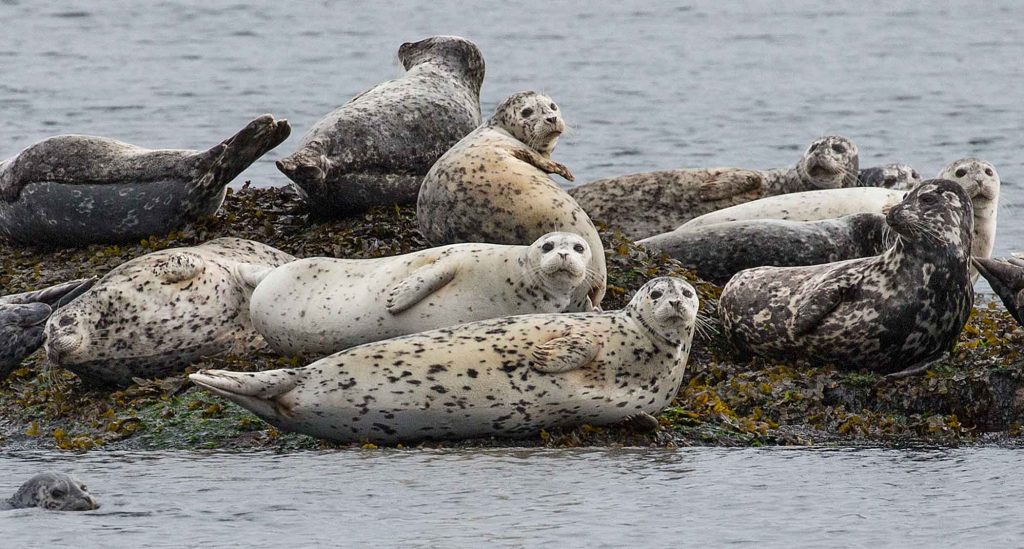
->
796;135;860;190
490;91;566;157
398;35;485;94
526;232;593;294
627;277;699;349
859;163;922;190
7;473;98;511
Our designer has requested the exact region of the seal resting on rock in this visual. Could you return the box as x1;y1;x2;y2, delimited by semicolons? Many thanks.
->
0;115;290;246
1;473;97;511
277;35;484;216
720;180;974;374
858;163;921;190
248;232;594;356
44;238;294;386
938;158;1000;268
974;255;1024;327
416;91;605;310
566;135;862;239
190;277;698;444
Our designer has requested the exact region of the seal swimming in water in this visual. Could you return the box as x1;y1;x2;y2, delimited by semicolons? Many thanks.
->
416;91;605;310
0;115;290;246
44;238;294;386
638;213;888;285
190;277;698;444
248;232;594;356
1;473;98;511
277;35;484;217
719;179;974;374
858;163;921;190
0;278;96;380
974;255;1024;327
566;135;862;239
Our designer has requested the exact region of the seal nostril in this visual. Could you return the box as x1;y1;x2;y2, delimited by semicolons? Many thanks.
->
546;116;558;124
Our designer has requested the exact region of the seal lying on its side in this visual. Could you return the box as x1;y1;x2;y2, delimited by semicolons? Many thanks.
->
190;277;698;444
638;213;887;285
249;232;593;356
566;136;862;239
0;278;96;380
974;255;1024;327
417;91;606;310
0;115;290;246
44;238;295;386
858;163;921;190
720;180;974;374
278;36;484;216
1;473;98;511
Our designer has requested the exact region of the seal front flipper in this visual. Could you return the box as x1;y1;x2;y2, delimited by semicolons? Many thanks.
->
192;114;292;190
190;368;307;420
787;272;859;337
385;262;458;314
530;330;603;373
697;170;764;202
510;148;574;181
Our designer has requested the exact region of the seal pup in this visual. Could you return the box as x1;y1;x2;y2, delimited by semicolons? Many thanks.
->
416;91;606;310
974;255;1024;326
566;135;861;239
44;238;295;386
190;277;698;444
1;473;98;511
720;179;974;374
278;36;484;216
0;115;290;246
0;278;96;380
249;232;593;356
858;163;921;190
638;213;887;285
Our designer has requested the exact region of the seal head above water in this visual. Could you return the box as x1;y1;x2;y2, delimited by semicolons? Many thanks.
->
3;473;97;511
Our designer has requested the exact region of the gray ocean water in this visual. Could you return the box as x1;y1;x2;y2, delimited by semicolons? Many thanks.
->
2;1;1023;547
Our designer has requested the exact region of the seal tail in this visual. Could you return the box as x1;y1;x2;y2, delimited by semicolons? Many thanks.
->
193;114;292;190
189;368;306;420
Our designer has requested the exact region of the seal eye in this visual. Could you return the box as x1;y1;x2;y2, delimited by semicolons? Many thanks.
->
541;242;554;252
650;290;663;300
521;108;534;118
955;168;967;178
911;170;919;179
573;244;585;253
682;289;693;298
831;143;846;154
808;143;819;152
985;168;994;176
51;489;65;498
550;103;558;111
920;193;939;205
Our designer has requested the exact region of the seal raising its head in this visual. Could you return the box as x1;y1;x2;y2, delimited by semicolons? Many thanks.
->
191;277;698;444
3;473;98;511
974;255;1024;327
720;179;974;374
277;35;484;216
417;91;605;310
938;158;1000;266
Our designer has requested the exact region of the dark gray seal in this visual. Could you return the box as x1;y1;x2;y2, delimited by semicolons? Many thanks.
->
638;213;888;285
858;163;921;190
1;473;98;511
974;255;1024;326
277;35;484;217
0;115;290;246
0;278;95;380
720;179;974;374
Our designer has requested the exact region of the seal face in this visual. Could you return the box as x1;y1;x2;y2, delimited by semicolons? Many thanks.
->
277;35;484;216
720;180;974;374
0;115;290;246
974;255;1024;326
249;232;594;356
4;472;97;511
416;91;606;310
566;135;862;239
938;158;1000;265
190;277;698;444
858;163;921;190
43;238;295;387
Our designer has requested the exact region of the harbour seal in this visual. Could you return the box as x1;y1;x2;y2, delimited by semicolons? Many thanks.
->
638;213;887;285
249;232;593;356
720;179;974;374
277;35;484;216
416;91;606;310
190;277;698;444
1;473;97;511
858;163;921;190
974;255;1024;326
44;238;295;386
0;115;290;246
0;278;96;380
938;158;1000;265
566;135;861;239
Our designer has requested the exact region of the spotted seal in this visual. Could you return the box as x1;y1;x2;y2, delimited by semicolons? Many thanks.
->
44;238;295;386
249;232;593;356
1;473;97;511
566;136;861;239
720;179;974;374
416;91;605;310
857;163;921;190
190;277;697;444
0;115;290;246
277;36;484;217
938;158;1000;267
638;213;888;285
974;255;1024;327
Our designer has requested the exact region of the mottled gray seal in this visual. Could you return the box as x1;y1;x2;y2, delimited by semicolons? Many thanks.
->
249;232;593;356
416;91;605;310
638;213;888;285
190;277;698;444
1;473;97;511
44;238;295;386
0;278;95;380
0;115;290;246
566;135;861;239
974;255;1024;327
858;163;921;190
720;179;974;374
277;35;484;216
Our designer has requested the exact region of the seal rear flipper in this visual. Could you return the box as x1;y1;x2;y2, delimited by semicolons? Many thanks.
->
192;115;292;191
698;170;764;202
189;369;305;419
0;278;96;307
2;303;53;327
973;257;1024;326
530;330;603;373
235;263;277;290
385;262;458;314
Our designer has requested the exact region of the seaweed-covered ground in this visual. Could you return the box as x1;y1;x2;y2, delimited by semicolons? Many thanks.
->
2;185;1022;451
